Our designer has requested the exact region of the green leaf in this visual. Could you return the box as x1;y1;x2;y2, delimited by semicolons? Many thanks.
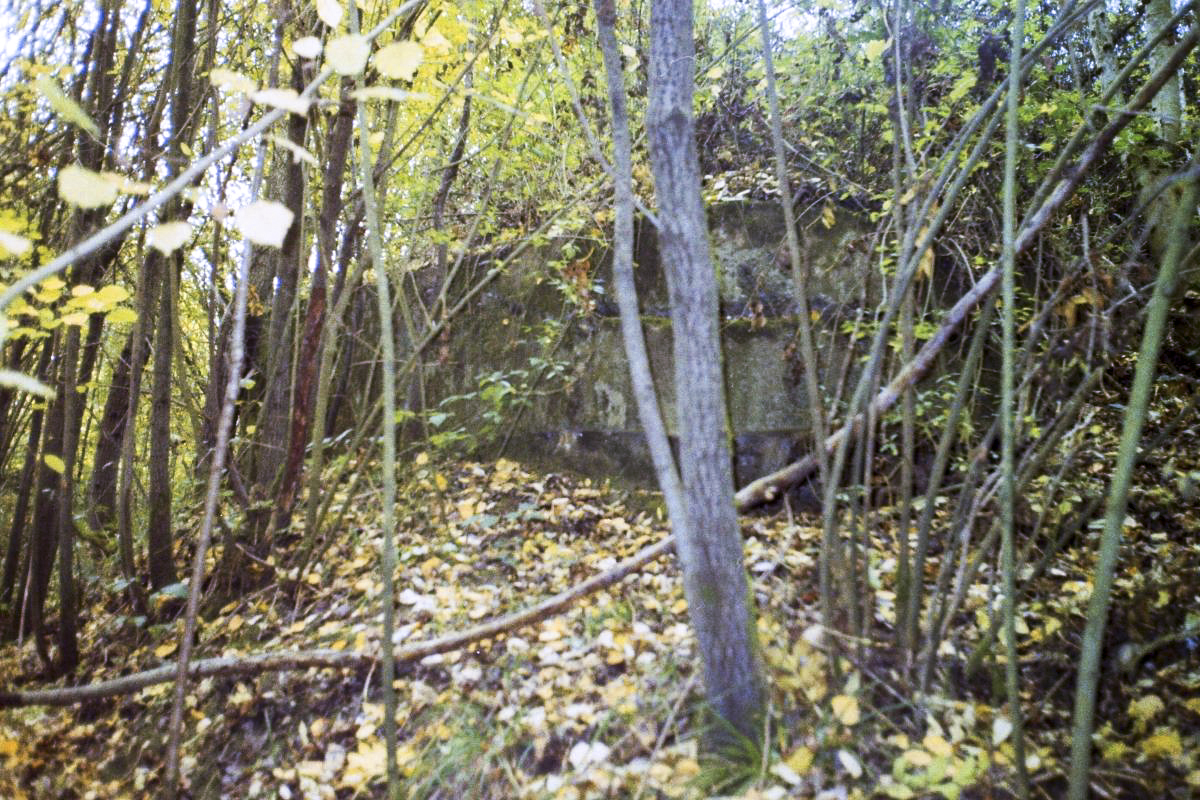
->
33;73;100;137
864;39;890;65
155;582;190;599
948;72;976;104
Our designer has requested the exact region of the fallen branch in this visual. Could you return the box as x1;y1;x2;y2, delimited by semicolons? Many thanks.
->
733;266;993;511
0;535;675;708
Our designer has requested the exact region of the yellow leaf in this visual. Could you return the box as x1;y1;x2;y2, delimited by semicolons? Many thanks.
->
155;641;178;658
1129;695;1165;730
1141;728;1183;759
148;221;193;254
0;369;54;398
1100;739;1130;761
375;41;423;81
784;745;814;773
106;308;137;324
918;246;934;281
316;0;343;29
434;472;448;490
821;204;835;229
831;694;860;726
902;748;933;767
251;88;311;116
0;738;18;757
0;231;32;257
209;68;257;94
292;37;322;59
992;716;1014;745
351;87;424;103
419;25;450;53
327;35;370;76
415;451;429;466
837;748;863;778
233;200;294;248
96;285;130;306
43;453;65;473
923;733;953;758
58;164;118;209
342;740;387;786
670;598;688;615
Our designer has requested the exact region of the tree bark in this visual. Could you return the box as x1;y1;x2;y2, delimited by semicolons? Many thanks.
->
272;81;353;531
254;62;310;518
647;0;765;743
147;250;178;590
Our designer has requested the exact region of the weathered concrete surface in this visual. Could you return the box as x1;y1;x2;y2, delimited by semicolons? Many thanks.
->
429;201;879;487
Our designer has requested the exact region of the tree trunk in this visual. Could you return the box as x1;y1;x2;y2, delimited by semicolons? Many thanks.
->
147;251;178;590
87;321;154;532
147;0;202;590
1;341;52;632
272;81;353;531
647;0;766;743
253;62;310;517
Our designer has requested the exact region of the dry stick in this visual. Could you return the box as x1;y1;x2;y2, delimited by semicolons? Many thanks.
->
589;0;687;531
0;535;675;709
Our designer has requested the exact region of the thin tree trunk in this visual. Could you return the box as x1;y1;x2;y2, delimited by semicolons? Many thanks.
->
147;0;201;590
147;251;177;590
1;341;52;630
55;327;81;673
272;80;354;532
254;61;310;519
1067;166;1197;800
647;0;765;743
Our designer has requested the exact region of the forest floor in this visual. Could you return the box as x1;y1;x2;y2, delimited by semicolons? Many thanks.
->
2;388;1200;799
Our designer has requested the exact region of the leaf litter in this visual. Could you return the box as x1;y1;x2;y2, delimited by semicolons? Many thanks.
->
2;383;1200;800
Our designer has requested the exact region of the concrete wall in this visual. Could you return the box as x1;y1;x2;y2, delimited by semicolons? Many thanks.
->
427;200;882;487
